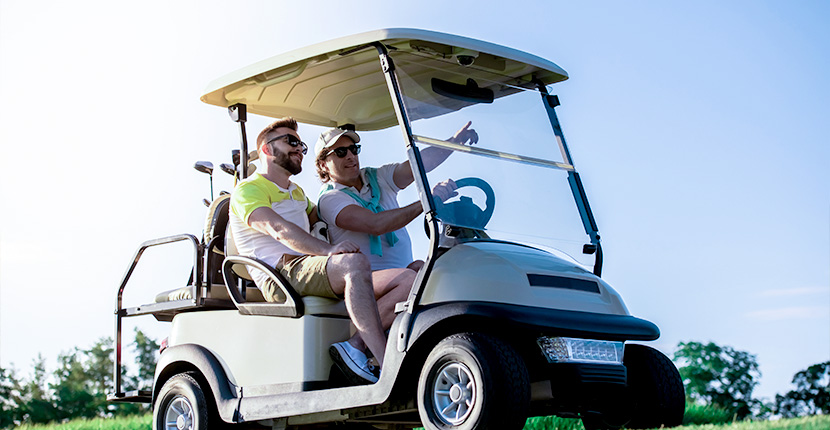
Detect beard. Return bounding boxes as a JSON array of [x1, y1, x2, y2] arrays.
[[273, 148, 302, 175]]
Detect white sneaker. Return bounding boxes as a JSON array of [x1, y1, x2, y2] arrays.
[[329, 341, 379, 384]]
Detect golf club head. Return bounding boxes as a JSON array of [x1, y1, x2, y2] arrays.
[[220, 163, 236, 176], [194, 161, 214, 175], [232, 150, 240, 166]]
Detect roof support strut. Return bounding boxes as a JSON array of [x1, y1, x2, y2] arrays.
[[229, 104, 250, 179], [536, 82, 603, 277], [371, 42, 441, 353]]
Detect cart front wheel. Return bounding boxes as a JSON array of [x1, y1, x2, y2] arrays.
[[154, 372, 209, 430], [623, 344, 685, 429], [417, 333, 529, 430]]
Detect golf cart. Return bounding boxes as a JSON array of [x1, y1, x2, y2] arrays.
[[109, 29, 685, 430]]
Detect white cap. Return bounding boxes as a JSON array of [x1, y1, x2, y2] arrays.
[[315, 128, 360, 158]]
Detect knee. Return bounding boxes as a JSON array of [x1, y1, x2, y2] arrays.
[[399, 268, 417, 287], [334, 253, 371, 274], [407, 260, 424, 272]]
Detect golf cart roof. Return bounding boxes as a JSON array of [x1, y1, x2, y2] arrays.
[[201, 28, 568, 131]]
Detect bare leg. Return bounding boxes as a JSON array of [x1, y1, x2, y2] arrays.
[[371, 268, 416, 328], [326, 253, 387, 366], [347, 268, 416, 354]]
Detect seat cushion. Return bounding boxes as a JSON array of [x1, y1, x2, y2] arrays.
[[153, 286, 348, 317], [154, 285, 265, 303], [302, 295, 348, 317]]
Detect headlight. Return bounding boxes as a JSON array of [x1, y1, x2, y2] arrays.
[[536, 337, 624, 364]]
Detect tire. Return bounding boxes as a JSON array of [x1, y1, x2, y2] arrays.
[[154, 372, 211, 430], [417, 333, 529, 430], [622, 344, 685, 429]]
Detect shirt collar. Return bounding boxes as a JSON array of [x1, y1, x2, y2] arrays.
[[332, 168, 369, 194]]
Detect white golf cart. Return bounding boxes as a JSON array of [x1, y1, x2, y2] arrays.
[[109, 29, 684, 430]]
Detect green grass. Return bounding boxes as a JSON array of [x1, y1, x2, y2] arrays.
[[12, 413, 829, 430], [524, 415, 586, 429], [668, 415, 830, 430], [15, 414, 150, 430], [521, 415, 830, 430], [682, 402, 736, 426]]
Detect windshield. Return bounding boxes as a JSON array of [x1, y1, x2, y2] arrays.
[[391, 50, 595, 268]]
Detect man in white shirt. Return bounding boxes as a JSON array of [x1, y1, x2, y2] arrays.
[[315, 123, 477, 272]]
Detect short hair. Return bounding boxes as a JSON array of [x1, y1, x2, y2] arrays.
[[256, 117, 299, 150], [315, 134, 357, 183], [316, 151, 331, 183]]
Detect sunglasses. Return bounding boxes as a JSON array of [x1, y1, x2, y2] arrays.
[[325, 144, 361, 158], [267, 133, 308, 154]]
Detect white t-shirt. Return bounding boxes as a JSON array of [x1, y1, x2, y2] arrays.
[[229, 173, 313, 287], [318, 164, 414, 270]]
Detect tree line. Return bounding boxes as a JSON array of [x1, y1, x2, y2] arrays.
[[674, 341, 829, 420], [1, 336, 827, 428], [0, 329, 158, 428]]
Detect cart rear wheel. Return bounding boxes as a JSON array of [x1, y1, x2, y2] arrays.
[[417, 333, 529, 430], [154, 372, 210, 430]]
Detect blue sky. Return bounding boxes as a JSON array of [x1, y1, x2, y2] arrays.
[[1, 0, 828, 402]]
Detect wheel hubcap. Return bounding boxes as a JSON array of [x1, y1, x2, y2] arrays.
[[432, 362, 476, 425], [164, 395, 194, 430]]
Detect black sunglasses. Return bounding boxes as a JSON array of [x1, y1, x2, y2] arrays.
[[267, 133, 308, 154], [326, 144, 361, 158]]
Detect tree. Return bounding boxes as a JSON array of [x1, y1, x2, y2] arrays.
[[1, 330, 158, 427], [673, 341, 762, 420], [132, 328, 160, 390], [50, 349, 97, 420], [84, 337, 114, 398], [0, 366, 22, 428], [774, 361, 830, 417], [16, 355, 57, 425]]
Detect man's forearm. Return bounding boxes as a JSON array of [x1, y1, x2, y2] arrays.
[[337, 202, 423, 236], [249, 208, 333, 256], [371, 201, 423, 235], [272, 221, 335, 256]]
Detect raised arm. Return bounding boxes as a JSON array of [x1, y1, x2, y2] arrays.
[[248, 207, 358, 256], [392, 121, 478, 189]]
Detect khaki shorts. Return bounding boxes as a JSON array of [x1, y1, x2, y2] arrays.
[[262, 255, 339, 302]]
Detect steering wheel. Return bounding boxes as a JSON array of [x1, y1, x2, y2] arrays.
[[432, 177, 495, 230]]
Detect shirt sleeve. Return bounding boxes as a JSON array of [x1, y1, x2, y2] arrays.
[[377, 162, 404, 191], [230, 181, 271, 225], [318, 190, 360, 227]]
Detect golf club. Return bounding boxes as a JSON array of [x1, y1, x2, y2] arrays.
[[194, 161, 214, 201]]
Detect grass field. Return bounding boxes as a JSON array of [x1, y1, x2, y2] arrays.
[[13, 414, 829, 430]]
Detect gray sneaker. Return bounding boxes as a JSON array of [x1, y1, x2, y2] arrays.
[[329, 342, 379, 384]]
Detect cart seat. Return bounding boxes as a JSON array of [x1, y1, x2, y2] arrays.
[[221, 223, 348, 318]]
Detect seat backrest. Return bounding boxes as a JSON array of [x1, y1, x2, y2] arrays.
[[224, 221, 253, 281], [204, 194, 231, 252], [203, 194, 232, 286]]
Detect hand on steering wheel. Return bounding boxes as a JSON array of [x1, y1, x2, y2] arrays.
[[431, 179, 458, 203], [432, 177, 495, 230]]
